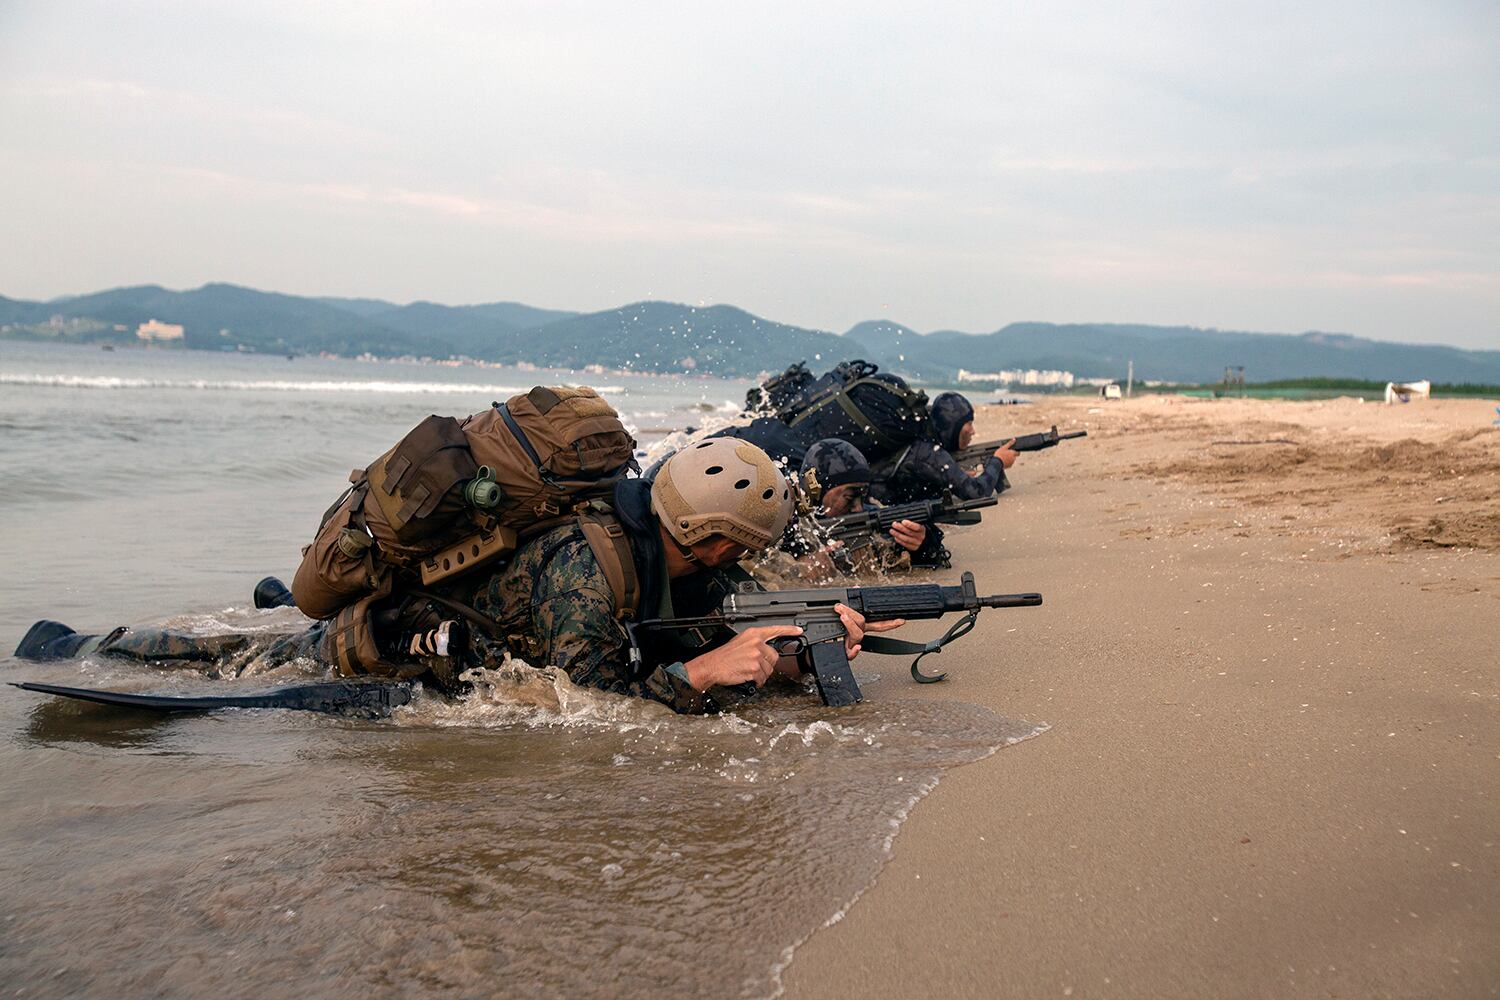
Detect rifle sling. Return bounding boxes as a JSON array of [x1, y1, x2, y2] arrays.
[[860, 634, 938, 656], [862, 607, 981, 659]]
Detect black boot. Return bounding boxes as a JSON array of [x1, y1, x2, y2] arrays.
[[253, 576, 297, 610], [13, 621, 107, 660]]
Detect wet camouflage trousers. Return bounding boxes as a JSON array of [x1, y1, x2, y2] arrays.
[[84, 624, 326, 678]]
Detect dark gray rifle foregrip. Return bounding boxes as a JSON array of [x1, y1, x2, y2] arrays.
[[847, 583, 950, 620]]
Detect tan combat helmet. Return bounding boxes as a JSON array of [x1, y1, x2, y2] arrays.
[[651, 438, 793, 551]]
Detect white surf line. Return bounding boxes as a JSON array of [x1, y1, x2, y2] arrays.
[[0, 373, 624, 394]]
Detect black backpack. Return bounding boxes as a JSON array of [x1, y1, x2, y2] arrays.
[[765, 360, 930, 463], [708, 416, 813, 472], [745, 361, 814, 415]]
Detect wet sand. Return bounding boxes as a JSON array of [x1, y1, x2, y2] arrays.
[[783, 395, 1500, 999]]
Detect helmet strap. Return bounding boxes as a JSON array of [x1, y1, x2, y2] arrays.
[[672, 535, 700, 564]]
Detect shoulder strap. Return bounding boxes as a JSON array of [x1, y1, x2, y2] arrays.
[[576, 508, 641, 621], [886, 444, 913, 477]]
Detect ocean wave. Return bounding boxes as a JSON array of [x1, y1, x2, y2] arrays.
[[0, 373, 625, 395]]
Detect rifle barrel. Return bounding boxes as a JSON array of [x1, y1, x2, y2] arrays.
[[980, 592, 1043, 608]]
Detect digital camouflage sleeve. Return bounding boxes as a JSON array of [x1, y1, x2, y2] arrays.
[[471, 526, 713, 714]]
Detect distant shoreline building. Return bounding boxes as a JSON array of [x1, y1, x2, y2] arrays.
[[136, 319, 185, 342], [958, 368, 1077, 387]]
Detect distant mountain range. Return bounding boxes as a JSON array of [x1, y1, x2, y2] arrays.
[[2, 282, 1496, 384]]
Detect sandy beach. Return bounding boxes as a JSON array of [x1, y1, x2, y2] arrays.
[[783, 394, 1500, 999]]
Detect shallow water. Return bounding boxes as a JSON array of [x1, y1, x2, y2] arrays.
[[0, 343, 1042, 997]]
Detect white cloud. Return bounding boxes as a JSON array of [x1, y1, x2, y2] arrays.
[[0, 0, 1495, 347]]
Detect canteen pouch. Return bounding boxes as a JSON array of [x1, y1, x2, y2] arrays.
[[319, 592, 425, 679]]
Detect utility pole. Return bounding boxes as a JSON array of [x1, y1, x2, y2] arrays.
[[1126, 359, 1134, 398]]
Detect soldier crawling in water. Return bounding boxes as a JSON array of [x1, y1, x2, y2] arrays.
[[16, 433, 904, 715]]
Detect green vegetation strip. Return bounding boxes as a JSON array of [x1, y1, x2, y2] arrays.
[[1172, 378, 1500, 399]]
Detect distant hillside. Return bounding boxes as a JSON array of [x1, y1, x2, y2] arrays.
[[368, 302, 514, 356], [499, 302, 863, 376], [2, 282, 1494, 383], [318, 297, 578, 354], [313, 296, 400, 318], [16, 284, 424, 355], [857, 322, 1500, 384], [460, 301, 577, 330]]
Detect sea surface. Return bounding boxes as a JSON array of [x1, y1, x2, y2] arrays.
[[0, 341, 1041, 998]]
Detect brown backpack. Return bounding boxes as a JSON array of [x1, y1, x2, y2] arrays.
[[291, 386, 641, 675]]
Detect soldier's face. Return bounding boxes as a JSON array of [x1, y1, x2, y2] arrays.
[[958, 421, 976, 449], [694, 537, 752, 568], [821, 484, 867, 516]]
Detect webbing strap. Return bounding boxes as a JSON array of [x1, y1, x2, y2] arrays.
[[861, 608, 981, 661], [327, 605, 364, 676], [831, 388, 902, 453], [861, 634, 938, 656], [407, 589, 501, 638], [886, 444, 912, 478], [577, 510, 642, 620]]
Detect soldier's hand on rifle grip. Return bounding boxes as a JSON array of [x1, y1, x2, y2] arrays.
[[888, 519, 927, 552], [683, 625, 803, 690], [994, 439, 1019, 468]]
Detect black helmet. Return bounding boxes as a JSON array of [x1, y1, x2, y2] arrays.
[[799, 438, 871, 503], [930, 392, 975, 453]]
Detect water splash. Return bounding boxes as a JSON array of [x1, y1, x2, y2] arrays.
[[6, 635, 1045, 1000]]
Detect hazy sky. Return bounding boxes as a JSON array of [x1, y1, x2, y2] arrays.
[[2, 1, 1496, 348]]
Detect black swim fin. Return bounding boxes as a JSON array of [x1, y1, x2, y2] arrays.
[[11, 680, 414, 718]]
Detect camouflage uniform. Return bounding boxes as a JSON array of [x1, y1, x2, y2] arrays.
[[14, 620, 325, 677], [870, 392, 1009, 505], [468, 479, 754, 715]]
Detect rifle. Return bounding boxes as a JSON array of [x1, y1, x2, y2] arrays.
[[814, 495, 997, 548], [952, 425, 1087, 465], [629, 571, 1042, 707]]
